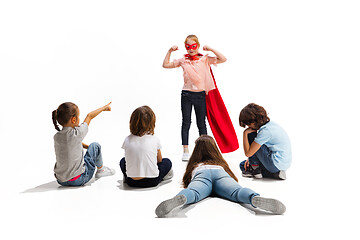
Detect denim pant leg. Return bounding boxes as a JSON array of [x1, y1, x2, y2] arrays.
[[58, 143, 102, 186], [85, 142, 103, 168], [212, 169, 259, 205], [193, 91, 207, 136], [177, 170, 213, 204], [57, 173, 87, 186], [181, 91, 193, 145], [254, 145, 280, 173], [247, 132, 279, 173], [57, 162, 93, 187], [81, 142, 103, 183]]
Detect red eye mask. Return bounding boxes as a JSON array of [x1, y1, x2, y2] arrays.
[[185, 43, 198, 50]]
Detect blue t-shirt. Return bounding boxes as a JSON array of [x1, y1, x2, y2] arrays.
[[254, 121, 292, 170]]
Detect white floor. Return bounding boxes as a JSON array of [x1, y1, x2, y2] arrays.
[[1, 1, 359, 239]]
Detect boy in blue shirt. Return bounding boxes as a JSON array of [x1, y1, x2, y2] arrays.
[[239, 103, 292, 180]]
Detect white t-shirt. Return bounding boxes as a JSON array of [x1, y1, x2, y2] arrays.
[[122, 134, 161, 178]]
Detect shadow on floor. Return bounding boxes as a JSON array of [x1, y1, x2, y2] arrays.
[[156, 203, 197, 218], [154, 197, 278, 218], [21, 178, 96, 193], [117, 179, 172, 191], [240, 203, 278, 216], [244, 176, 286, 183]]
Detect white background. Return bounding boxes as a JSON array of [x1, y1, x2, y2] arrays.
[[1, 0, 359, 239]]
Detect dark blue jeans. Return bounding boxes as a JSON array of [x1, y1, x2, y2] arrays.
[[239, 132, 280, 176], [119, 157, 172, 188], [181, 90, 207, 145]]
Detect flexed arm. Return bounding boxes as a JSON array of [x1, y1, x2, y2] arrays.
[[203, 45, 227, 64], [162, 45, 178, 68]]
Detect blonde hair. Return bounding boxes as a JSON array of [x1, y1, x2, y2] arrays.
[[184, 34, 200, 47]]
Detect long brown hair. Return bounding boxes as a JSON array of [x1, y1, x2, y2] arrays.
[[239, 103, 270, 130], [52, 102, 78, 131], [182, 135, 238, 188], [129, 106, 156, 136]]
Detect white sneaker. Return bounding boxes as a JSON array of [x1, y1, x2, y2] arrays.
[[95, 166, 115, 178], [251, 196, 286, 214], [163, 169, 174, 180], [182, 152, 190, 161], [155, 195, 187, 218]]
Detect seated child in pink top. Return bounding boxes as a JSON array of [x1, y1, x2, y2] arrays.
[[162, 34, 227, 161]]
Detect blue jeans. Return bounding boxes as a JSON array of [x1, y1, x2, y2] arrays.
[[177, 168, 259, 207], [240, 132, 280, 174], [181, 90, 207, 145], [57, 142, 103, 186], [119, 157, 172, 188]]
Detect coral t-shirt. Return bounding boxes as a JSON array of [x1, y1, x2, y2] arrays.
[[173, 54, 217, 93]]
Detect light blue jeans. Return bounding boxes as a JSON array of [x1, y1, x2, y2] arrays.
[[177, 168, 259, 207], [57, 142, 103, 186]]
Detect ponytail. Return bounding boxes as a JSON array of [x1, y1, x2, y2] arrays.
[[52, 110, 60, 131], [52, 102, 78, 131]]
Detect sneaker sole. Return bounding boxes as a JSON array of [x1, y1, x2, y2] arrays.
[[163, 169, 174, 180], [252, 196, 286, 214], [242, 173, 252, 178], [155, 195, 186, 217], [253, 173, 263, 179], [242, 173, 263, 179], [278, 171, 286, 180]]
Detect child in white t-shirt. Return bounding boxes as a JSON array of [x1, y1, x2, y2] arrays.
[[120, 106, 173, 188]]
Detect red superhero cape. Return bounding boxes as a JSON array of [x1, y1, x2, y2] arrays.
[[206, 68, 239, 153]]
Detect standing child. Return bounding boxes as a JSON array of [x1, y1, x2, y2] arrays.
[[163, 34, 229, 161], [52, 102, 115, 186], [239, 103, 292, 180], [120, 106, 173, 188], [155, 135, 286, 217]]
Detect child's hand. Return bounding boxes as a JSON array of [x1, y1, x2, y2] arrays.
[[102, 102, 112, 111], [169, 45, 178, 52], [244, 159, 250, 171], [244, 127, 256, 134], [84, 102, 112, 126], [203, 45, 212, 51]]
